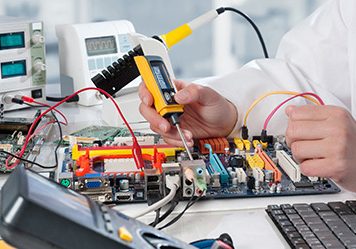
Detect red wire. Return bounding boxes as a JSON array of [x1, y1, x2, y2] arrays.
[[263, 92, 325, 130], [7, 87, 143, 170], [33, 100, 69, 125]]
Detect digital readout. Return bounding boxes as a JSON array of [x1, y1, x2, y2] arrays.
[[0, 32, 25, 50], [85, 36, 117, 56]]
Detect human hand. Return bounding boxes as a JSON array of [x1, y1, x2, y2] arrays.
[[138, 80, 238, 147], [285, 105, 356, 192]]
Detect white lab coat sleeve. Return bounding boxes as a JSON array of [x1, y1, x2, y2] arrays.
[[204, 0, 350, 138]]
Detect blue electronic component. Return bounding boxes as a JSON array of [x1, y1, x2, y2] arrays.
[[85, 180, 102, 189], [204, 144, 229, 184]]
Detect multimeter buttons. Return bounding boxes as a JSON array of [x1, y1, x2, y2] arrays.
[[164, 91, 172, 103]]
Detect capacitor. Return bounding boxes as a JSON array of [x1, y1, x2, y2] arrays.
[[274, 142, 283, 151], [265, 170, 274, 182], [224, 147, 230, 156], [276, 183, 282, 194], [230, 156, 244, 168], [232, 178, 239, 187], [119, 179, 129, 192], [255, 180, 260, 191], [128, 172, 135, 181], [276, 135, 286, 144], [269, 183, 276, 193], [135, 173, 142, 182]]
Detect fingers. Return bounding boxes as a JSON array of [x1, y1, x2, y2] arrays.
[[138, 82, 153, 106], [285, 120, 333, 146], [172, 79, 188, 91], [299, 159, 333, 178], [149, 124, 194, 147], [174, 84, 221, 106], [290, 139, 331, 163], [139, 103, 170, 132], [285, 105, 330, 121]]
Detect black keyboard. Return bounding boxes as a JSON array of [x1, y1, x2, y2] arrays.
[[266, 201, 356, 249]]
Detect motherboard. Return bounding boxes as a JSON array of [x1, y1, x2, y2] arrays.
[[0, 113, 54, 173], [54, 126, 340, 204]]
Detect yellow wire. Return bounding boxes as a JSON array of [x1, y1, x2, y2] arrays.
[[243, 91, 321, 127]]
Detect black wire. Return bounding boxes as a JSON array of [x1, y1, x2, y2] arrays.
[[223, 7, 269, 59], [46, 95, 79, 103], [50, 110, 63, 169], [151, 209, 161, 227], [149, 194, 180, 227], [158, 182, 202, 230], [0, 150, 56, 169]]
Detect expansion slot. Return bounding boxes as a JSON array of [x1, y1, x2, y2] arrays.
[[71, 144, 181, 160], [246, 153, 264, 169], [257, 150, 282, 182], [204, 144, 229, 184], [276, 150, 301, 182]]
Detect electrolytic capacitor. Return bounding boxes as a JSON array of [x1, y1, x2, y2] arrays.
[[119, 179, 129, 192]]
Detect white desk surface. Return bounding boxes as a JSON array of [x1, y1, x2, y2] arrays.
[[1, 87, 356, 249]]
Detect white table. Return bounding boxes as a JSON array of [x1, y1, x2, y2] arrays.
[[1, 91, 356, 249]]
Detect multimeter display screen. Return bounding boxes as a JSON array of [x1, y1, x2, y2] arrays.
[[85, 36, 117, 56], [151, 62, 172, 90], [0, 32, 25, 50], [1, 60, 26, 78], [27, 169, 96, 227]]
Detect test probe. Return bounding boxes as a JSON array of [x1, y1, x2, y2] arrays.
[[134, 55, 193, 160]]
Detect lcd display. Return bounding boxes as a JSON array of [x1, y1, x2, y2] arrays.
[[0, 32, 25, 50], [85, 36, 117, 56], [151, 62, 172, 90], [1, 60, 26, 78], [27, 169, 95, 227]]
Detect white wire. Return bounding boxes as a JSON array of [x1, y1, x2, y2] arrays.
[[132, 175, 180, 219]]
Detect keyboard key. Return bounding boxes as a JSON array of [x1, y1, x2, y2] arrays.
[[271, 209, 284, 216], [329, 202, 354, 215], [267, 201, 356, 249], [322, 239, 344, 248], [312, 203, 332, 212], [283, 226, 297, 233], [267, 205, 280, 211], [280, 220, 293, 227], [281, 204, 293, 210]]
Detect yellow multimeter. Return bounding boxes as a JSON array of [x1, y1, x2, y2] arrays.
[[134, 55, 193, 160], [134, 55, 183, 121]]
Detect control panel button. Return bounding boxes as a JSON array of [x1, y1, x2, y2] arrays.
[[164, 92, 172, 103], [118, 227, 133, 242]]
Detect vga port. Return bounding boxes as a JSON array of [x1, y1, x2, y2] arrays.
[[85, 179, 102, 189]]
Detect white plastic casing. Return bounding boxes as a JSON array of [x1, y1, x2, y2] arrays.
[[56, 20, 136, 106]]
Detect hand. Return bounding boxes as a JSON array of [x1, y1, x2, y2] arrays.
[[285, 105, 356, 192], [138, 80, 238, 147]]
